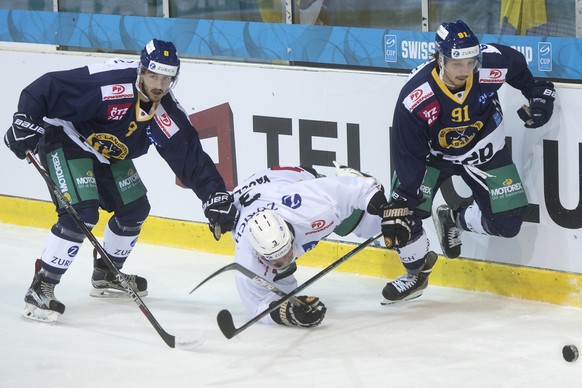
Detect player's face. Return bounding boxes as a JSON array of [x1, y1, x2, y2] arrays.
[[442, 57, 478, 89], [140, 70, 174, 101], [265, 247, 295, 270]]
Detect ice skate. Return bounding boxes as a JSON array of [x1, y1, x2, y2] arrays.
[[433, 204, 463, 259], [22, 259, 65, 323], [90, 251, 148, 298], [381, 251, 438, 305]]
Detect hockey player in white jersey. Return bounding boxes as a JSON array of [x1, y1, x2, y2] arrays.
[[230, 164, 429, 328]]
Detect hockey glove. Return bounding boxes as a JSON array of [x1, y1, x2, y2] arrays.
[[381, 199, 412, 249], [333, 161, 384, 191], [518, 81, 556, 128], [4, 113, 45, 160], [270, 295, 327, 328], [203, 191, 238, 241]]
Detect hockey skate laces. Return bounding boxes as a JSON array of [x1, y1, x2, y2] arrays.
[[392, 274, 418, 292]]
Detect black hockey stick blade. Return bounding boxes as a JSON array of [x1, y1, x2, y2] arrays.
[[189, 263, 239, 294], [216, 232, 382, 339], [26, 151, 176, 348], [190, 262, 304, 306], [217, 309, 237, 339]]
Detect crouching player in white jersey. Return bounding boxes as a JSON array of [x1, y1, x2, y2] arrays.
[[381, 20, 556, 303], [229, 163, 435, 328]]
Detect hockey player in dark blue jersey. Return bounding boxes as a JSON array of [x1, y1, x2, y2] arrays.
[[379, 20, 556, 303], [3, 39, 238, 322]]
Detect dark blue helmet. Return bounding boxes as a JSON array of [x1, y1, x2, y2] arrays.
[[139, 39, 180, 77], [435, 20, 480, 60]]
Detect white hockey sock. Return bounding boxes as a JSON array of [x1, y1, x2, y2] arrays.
[[103, 223, 139, 267], [40, 232, 82, 283], [396, 230, 429, 274], [461, 204, 488, 235]]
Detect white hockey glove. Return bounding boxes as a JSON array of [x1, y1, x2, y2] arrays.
[[333, 161, 384, 191]]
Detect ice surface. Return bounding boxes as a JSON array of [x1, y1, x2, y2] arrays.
[[1, 222, 581, 388]]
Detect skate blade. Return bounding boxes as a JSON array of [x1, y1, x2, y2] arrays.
[[21, 303, 60, 323], [381, 290, 423, 306], [90, 287, 148, 298]]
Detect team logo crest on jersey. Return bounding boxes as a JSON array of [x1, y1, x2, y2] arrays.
[[86, 133, 129, 159], [101, 83, 134, 101], [438, 121, 484, 149], [478, 68, 507, 83], [403, 82, 434, 112]]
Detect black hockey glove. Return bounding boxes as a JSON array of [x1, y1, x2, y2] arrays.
[[4, 113, 45, 160], [270, 296, 327, 328], [381, 197, 412, 249], [202, 191, 238, 241], [518, 81, 556, 129]]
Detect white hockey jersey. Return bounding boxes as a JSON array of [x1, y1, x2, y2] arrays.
[[231, 166, 382, 324]]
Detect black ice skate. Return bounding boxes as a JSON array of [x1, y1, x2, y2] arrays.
[[381, 251, 438, 305], [22, 259, 66, 323], [433, 204, 463, 259], [90, 251, 148, 298]]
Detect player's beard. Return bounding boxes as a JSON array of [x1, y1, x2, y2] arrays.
[[137, 77, 166, 102]]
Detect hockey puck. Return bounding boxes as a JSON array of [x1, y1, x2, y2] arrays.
[[175, 331, 206, 351], [562, 345, 579, 362]]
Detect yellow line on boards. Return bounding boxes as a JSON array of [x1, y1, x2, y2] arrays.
[[1, 195, 581, 307]]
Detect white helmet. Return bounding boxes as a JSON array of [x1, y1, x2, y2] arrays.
[[247, 210, 293, 261]]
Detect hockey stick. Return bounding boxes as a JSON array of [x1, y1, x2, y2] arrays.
[[189, 262, 306, 306], [217, 232, 382, 339], [26, 151, 176, 348]]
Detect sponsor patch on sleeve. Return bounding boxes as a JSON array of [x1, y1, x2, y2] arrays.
[[478, 68, 507, 83], [101, 83, 135, 101], [403, 82, 434, 112], [154, 105, 179, 138]]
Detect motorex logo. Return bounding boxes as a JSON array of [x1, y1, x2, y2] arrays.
[[538, 42, 552, 72], [384, 34, 397, 63]]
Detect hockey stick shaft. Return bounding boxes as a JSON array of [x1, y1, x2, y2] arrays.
[[189, 262, 305, 306], [26, 151, 176, 348], [217, 232, 382, 339]]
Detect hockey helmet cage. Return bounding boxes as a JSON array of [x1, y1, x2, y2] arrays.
[[435, 20, 481, 61], [140, 39, 180, 77], [247, 210, 293, 262]]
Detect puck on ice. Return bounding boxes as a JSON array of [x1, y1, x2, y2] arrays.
[[562, 345, 579, 362]]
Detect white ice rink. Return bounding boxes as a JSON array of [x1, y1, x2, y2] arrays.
[[1, 222, 581, 388]]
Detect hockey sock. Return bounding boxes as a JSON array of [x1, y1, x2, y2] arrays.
[[397, 230, 429, 274], [40, 230, 83, 284], [102, 217, 141, 268], [459, 203, 488, 235]]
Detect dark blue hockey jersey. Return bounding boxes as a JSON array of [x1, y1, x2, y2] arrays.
[[17, 58, 225, 201], [391, 43, 536, 205]]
